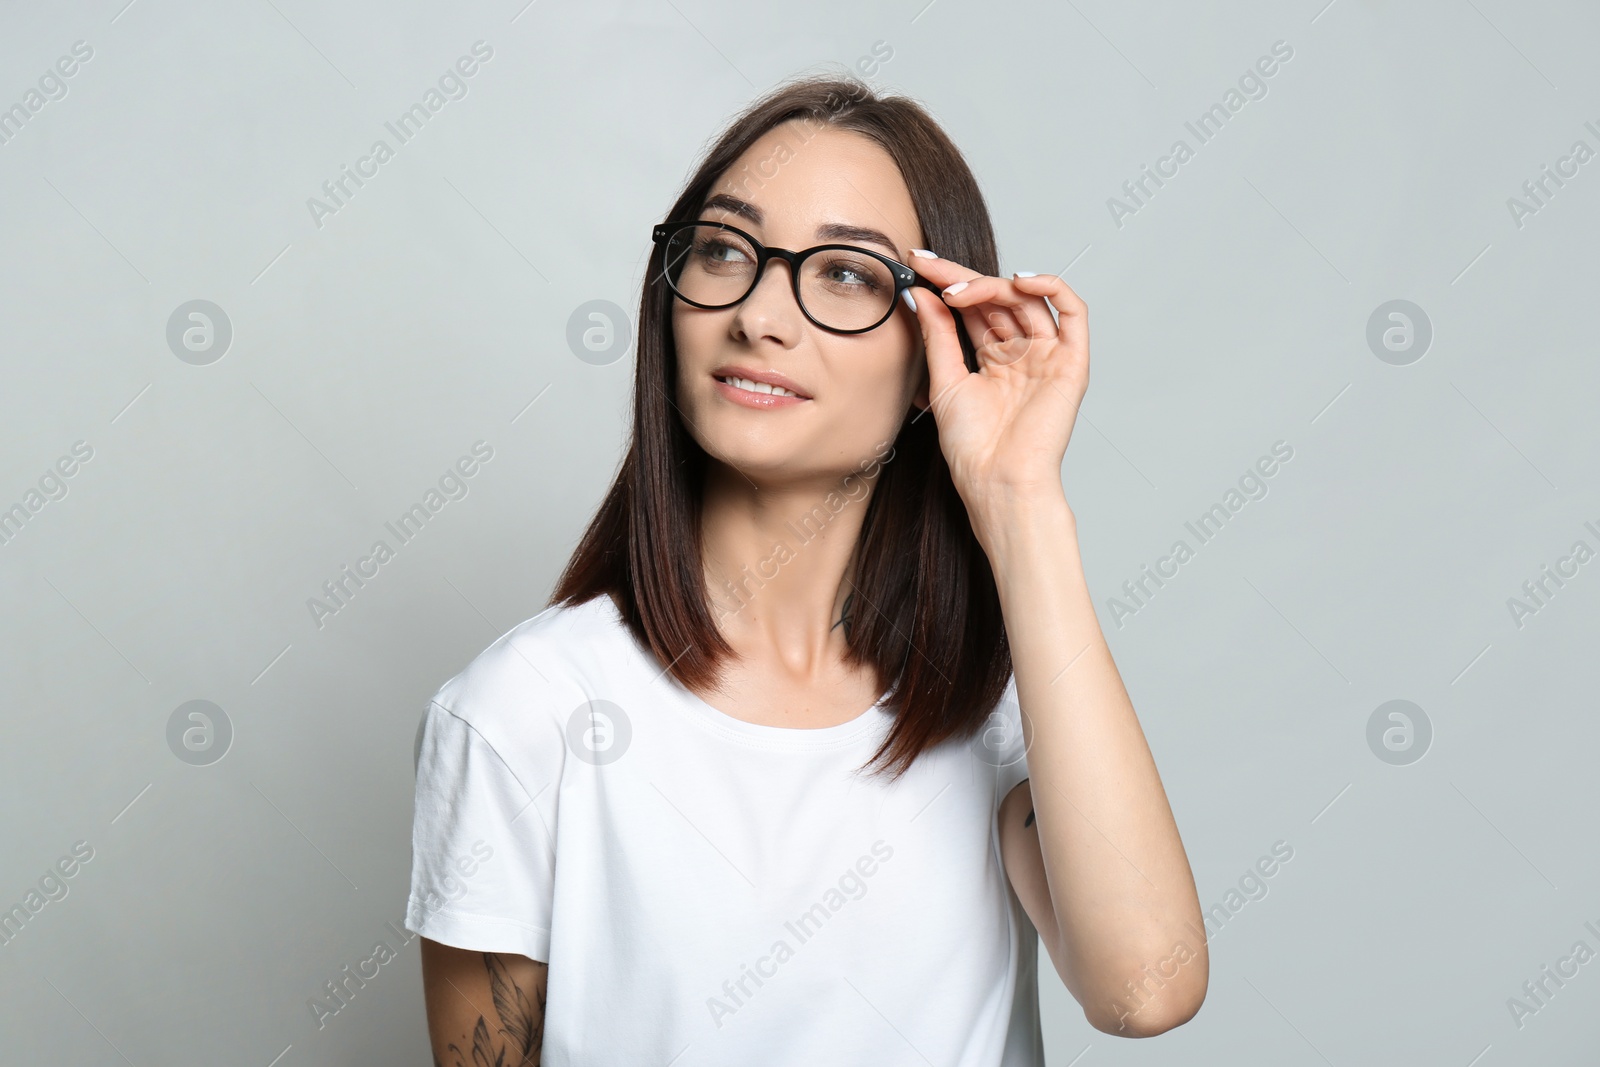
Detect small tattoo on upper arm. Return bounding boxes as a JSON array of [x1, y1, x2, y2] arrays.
[[440, 953, 545, 1067], [487, 953, 541, 1064]]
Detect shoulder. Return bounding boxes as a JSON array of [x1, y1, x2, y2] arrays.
[[427, 595, 630, 742]]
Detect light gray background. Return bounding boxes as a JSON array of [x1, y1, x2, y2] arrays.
[[2, 0, 1597, 1063]]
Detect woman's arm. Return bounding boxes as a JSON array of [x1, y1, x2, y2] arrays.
[[903, 261, 1207, 1037], [989, 494, 1207, 1038], [998, 777, 1065, 976], [420, 937, 547, 1066]]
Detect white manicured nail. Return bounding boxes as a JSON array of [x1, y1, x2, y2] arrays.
[[900, 288, 918, 313], [909, 248, 937, 258], [942, 280, 968, 296], [1014, 271, 1038, 277]]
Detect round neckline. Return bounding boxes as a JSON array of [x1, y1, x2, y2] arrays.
[[668, 675, 893, 748], [591, 594, 893, 749]]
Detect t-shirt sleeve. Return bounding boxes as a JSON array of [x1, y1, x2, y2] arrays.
[[405, 699, 558, 962], [993, 672, 1031, 801]]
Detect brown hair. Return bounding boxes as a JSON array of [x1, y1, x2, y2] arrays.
[[549, 72, 1011, 781]]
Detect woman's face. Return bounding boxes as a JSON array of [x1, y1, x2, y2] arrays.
[[672, 122, 929, 486]]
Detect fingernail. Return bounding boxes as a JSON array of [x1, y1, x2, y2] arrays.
[[900, 288, 918, 313], [1014, 271, 1038, 277], [909, 248, 937, 259], [942, 280, 968, 296]]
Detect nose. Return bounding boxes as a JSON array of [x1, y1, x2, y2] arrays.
[[748, 253, 799, 306], [732, 254, 803, 337]]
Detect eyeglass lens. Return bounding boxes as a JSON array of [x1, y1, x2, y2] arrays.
[[663, 223, 899, 332]]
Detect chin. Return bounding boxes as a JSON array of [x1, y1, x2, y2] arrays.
[[699, 435, 813, 481]]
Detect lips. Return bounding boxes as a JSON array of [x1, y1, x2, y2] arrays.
[[709, 365, 812, 400], [717, 374, 803, 398]]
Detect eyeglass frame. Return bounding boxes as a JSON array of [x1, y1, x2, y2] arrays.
[[650, 218, 946, 335]]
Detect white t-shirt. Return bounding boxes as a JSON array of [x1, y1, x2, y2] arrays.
[[405, 594, 1042, 1066]]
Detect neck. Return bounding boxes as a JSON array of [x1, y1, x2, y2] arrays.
[[699, 460, 875, 672]]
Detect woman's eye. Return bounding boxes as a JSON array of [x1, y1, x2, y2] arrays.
[[823, 260, 880, 288], [697, 240, 748, 263]]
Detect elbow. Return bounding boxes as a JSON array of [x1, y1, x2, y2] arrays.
[[1090, 988, 1205, 1037], [1082, 960, 1209, 1038]]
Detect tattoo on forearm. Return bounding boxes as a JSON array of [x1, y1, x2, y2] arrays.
[[1024, 807, 1035, 828], [441, 954, 545, 1067]]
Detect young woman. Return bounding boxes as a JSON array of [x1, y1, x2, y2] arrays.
[[407, 74, 1207, 1065]]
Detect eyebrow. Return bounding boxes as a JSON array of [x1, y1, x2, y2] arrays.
[[699, 192, 903, 259]]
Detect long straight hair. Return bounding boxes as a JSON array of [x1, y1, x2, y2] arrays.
[[550, 72, 1011, 781]]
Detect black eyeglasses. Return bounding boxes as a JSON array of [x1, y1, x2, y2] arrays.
[[650, 219, 944, 334]]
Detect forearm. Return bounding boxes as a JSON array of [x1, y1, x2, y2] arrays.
[[980, 489, 1207, 1033]]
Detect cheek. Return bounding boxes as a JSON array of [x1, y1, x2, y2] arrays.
[[671, 310, 711, 401], [832, 343, 921, 431], [883, 327, 927, 402]]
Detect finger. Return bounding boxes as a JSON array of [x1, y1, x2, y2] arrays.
[[904, 252, 1038, 336], [940, 275, 1058, 340], [907, 252, 1048, 345], [909, 284, 971, 414], [1009, 273, 1088, 353], [903, 249, 982, 284], [960, 303, 1027, 348], [915, 265, 1024, 348]]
